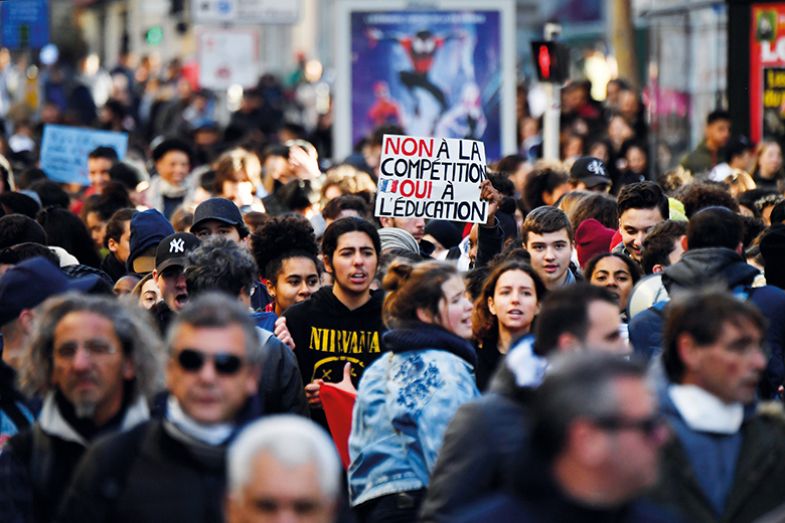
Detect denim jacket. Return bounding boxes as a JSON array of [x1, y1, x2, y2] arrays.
[[348, 324, 480, 506]]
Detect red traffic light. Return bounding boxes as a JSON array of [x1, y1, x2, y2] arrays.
[[531, 41, 568, 83]]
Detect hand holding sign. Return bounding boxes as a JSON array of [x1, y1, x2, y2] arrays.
[[479, 179, 502, 227]]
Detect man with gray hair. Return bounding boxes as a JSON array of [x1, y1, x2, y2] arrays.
[[0, 293, 163, 523], [226, 415, 341, 523], [455, 353, 672, 522], [56, 293, 266, 522]]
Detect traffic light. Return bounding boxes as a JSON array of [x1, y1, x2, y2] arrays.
[[531, 41, 568, 83]]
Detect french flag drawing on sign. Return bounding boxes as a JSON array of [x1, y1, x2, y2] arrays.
[[379, 179, 398, 193]]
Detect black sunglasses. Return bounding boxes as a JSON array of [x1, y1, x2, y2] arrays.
[[593, 414, 665, 438], [176, 349, 244, 375]]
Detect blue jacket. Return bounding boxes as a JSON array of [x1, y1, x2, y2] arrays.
[[629, 247, 785, 397], [348, 324, 479, 506]]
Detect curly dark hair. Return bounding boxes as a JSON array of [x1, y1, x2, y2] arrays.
[[251, 214, 319, 281], [675, 181, 739, 218]]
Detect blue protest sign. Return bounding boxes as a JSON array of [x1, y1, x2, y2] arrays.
[[40, 125, 128, 185], [1, 0, 49, 50]]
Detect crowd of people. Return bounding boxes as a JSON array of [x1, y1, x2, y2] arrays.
[[1, 46, 785, 523]]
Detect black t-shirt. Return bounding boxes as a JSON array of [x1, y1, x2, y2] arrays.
[[284, 286, 386, 388]]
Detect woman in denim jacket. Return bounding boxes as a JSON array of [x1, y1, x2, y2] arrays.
[[348, 260, 480, 523]]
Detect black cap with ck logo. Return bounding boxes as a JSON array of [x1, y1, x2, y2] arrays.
[[570, 156, 611, 188]]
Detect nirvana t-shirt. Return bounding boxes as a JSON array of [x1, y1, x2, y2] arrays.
[[284, 287, 386, 388]]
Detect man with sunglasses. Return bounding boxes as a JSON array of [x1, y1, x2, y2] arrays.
[[57, 293, 265, 522], [454, 353, 671, 522], [647, 289, 785, 522]]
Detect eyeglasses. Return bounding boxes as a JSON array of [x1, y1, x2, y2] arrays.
[[593, 414, 666, 439], [176, 349, 244, 375], [55, 340, 119, 359]]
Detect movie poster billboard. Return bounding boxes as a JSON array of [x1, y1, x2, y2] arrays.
[[334, 0, 516, 163], [750, 3, 785, 143]]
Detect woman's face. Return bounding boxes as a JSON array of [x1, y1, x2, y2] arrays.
[[626, 146, 647, 173], [590, 256, 634, 311], [156, 150, 190, 186], [139, 279, 161, 309], [759, 143, 783, 178], [270, 257, 320, 314], [436, 275, 473, 339], [488, 269, 539, 337]]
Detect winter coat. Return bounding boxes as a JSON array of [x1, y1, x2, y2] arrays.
[[420, 335, 539, 523], [0, 392, 149, 523], [55, 419, 226, 523], [628, 247, 785, 396], [648, 397, 785, 522], [348, 323, 479, 507]]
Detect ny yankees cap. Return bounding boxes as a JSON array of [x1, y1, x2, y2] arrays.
[[570, 156, 611, 188], [155, 232, 201, 273]]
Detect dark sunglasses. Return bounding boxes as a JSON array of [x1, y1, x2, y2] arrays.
[[176, 349, 244, 375], [593, 414, 665, 438]]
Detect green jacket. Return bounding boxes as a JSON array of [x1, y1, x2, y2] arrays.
[[680, 141, 725, 176], [648, 404, 785, 522]]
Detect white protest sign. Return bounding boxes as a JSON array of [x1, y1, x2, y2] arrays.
[[197, 28, 259, 90], [374, 135, 488, 223]]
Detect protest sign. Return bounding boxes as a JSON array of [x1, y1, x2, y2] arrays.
[[197, 28, 260, 90], [374, 134, 488, 224], [40, 125, 128, 185]]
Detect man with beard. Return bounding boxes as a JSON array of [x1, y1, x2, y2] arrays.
[[0, 294, 163, 523]]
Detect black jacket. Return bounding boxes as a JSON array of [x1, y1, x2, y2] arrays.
[[420, 356, 534, 523], [56, 420, 226, 523]]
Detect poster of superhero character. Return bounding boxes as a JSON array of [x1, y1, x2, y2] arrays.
[[334, 0, 516, 162]]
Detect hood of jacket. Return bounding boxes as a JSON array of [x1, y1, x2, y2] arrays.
[[661, 247, 759, 292], [383, 322, 477, 366]]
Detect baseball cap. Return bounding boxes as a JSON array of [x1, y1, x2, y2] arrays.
[[570, 157, 611, 189], [127, 209, 174, 274], [191, 197, 248, 237], [0, 257, 101, 326], [155, 232, 201, 273]]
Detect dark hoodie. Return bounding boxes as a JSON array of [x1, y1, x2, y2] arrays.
[[629, 247, 785, 396], [284, 286, 386, 388]]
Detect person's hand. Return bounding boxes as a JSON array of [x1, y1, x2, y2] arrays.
[[480, 179, 501, 227], [305, 380, 323, 407], [331, 362, 357, 396], [289, 145, 321, 181], [274, 317, 295, 350]]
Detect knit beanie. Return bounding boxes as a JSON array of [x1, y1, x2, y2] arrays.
[[575, 218, 615, 269]]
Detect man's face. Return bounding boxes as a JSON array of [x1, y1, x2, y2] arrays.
[[155, 266, 189, 312], [706, 119, 731, 150], [599, 377, 667, 499], [167, 322, 258, 424], [193, 220, 242, 243], [156, 150, 190, 186], [326, 232, 378, 299], [619, 208, 664, 262], [524, 229, 573, 289], [88, 157, 113, 193], [227, 451, 335, 523], [111, 220, 132, 263], [667, 237, 685, 266], [681, 317, 766, 404], [384, 217, 425, 242], [52, 311, 133, 423], [585, 300, 627, 353]]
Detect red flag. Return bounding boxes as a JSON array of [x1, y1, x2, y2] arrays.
[[320, 383, 357, 469]]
